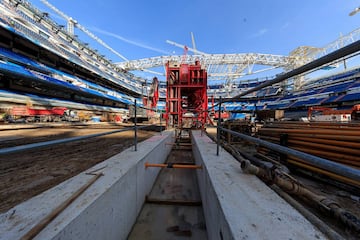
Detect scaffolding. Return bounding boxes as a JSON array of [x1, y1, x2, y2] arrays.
[[165, 60, 208, 130]]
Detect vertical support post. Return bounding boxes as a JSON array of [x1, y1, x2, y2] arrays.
[[217, 96, 222, 156], [201, 110, 204, 137], [227, 121, 231, 144], [159, 109, 162, 135], [201, 121, 203, 137], [134, 99, 137, 151]]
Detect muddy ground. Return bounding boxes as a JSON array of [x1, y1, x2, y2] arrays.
[[0, 124, 157, 213]]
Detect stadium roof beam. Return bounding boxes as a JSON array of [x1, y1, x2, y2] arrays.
[[116, 53, 293, 84], [227, 39, 360, 101]]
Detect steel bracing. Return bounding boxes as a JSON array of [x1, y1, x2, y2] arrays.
[[117, 53, 294, 83], [117, 28, 360, 89]]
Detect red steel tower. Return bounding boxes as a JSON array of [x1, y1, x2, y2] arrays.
[[165, 60, 208, 129]]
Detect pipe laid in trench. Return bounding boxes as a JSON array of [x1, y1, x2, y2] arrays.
[[241, 160, 360, 232], [270, 185, 345, 240]]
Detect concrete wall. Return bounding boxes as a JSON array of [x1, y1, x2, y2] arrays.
[[0, 131, 174, 240], [191, 130, 327, 240]]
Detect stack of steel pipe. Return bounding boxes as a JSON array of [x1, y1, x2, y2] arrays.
[[257, 121, 360, 188]]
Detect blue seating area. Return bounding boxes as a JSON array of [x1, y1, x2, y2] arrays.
[[289, 98, 325, 108], [0, 44, 138, 104], [255, 86, 281, 97], [267, 68, 360, 109], [321, 95, 342, 104], [266, 103, 289, 109], [0, 47, 51, 73], [0, 89, 129, 113], [0, 4, 143, 95], [313, 68, 360, 85], [321, 82, 352, 93], [0, 60, 37, 77], [341, 92, 360, 102], [219, 67, 360, 113], [0, 60, 131, 105]]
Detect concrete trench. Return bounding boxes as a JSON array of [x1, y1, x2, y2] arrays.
[[0, 130, 328, 240], [128, 133, 208, 239]]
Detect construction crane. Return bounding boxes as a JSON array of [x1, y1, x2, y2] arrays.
[[166, 40, 207, 55], [40, 0, 128, 61], [190, 32, 197, 52], [41, 0, 165, 77]]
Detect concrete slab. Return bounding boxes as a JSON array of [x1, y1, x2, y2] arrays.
[[191, 130, 327, 240], [0, 131, 174, 240]]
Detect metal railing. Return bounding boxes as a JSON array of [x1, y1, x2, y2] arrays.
[[0, 124, 153, 156]]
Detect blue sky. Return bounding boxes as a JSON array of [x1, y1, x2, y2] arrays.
[[29, 0, 360, 80]]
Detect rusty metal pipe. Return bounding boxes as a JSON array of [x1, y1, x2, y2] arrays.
[[288, 139, 360, 156], [259, 133, 360, 165], [259, 132, 360, 142], [259, 128, 360, 136], [265, 121, 360, 129], [291, 146, 360, 167], [258, 135, 280, 142], [258, 141, 360, 168], [290, 136, 360, 149], [259, 135, 360, 161], [240, 160, 261, 175], [259, 134, 360, 152], [242, 161, 360, 232], [145, 162, 202, 169], [288, 158, 360, 188], [145, 196, 202, 206], [270, 185, 345, 240], [220, 127, 360, 182]]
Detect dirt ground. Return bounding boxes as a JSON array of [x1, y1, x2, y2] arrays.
[[0, 124, 157, 213]]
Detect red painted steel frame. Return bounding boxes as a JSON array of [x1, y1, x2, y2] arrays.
[[165, 60, 208, 129]]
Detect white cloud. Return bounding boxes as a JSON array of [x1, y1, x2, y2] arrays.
[[250, 28, 269, 38], [90, 27, 171, 55]]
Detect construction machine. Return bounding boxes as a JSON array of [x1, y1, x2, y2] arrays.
[[308, 104, 360, 122], [129, 77, 159, 123]]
